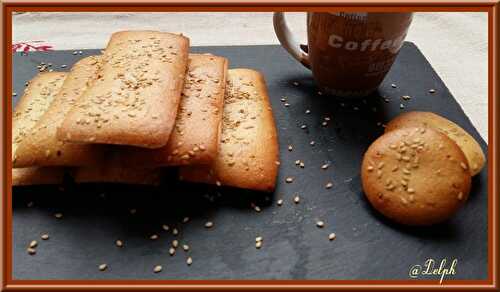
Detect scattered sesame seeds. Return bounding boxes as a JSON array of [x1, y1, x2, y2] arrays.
[[329, 233, 337, 241], [99, 264, 107, 271], [293, 195, 300, 204], [277, 199, 283, 206], [205, 221, 214, 228], [116, 240, 123, 247], [325, 182, 333, 189], [41, 234, 49, 240], [54, 213, 63, 219], [285, 177, 294, 183], [29, 240, 38, 248], [150, 234, 159, 240], [153, 265, 162, 273], [316, 221, 325, 228], [186, 257, 193, 265]]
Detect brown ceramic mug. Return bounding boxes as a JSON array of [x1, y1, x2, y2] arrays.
[[273, 12, 413, 97]]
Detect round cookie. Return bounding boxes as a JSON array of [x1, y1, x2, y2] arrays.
[[385, 111, 485, 176], [361, 127, 471, 226]]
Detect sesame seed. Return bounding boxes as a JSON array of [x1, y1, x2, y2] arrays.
[[293, 81, 299, 86], [321, 164, 329, 170], [99, 264, 107, 271], [391, 83, 397, 88], [318, 91, 323, 96], [429, 89, 436, 93], [162, 224, 169, 231], [182, 244, 189, 251], [400, 103, 405, 109], [12, 92, 17, 96], [305, 109, 311, 114], [186, 257, 193, 265], [205, 221, 214, 228], [293, 195, 300, 204], [316, 221, 325, 228], [310, 141, 315, 146], [215, 180, 222, 186], [255, 236, 263, 242], [301, 124, 307, 129], [29, 240, 38, 248], [407, 188, 415, 194], [254, 205, 261, 212], [288, 145, 293, 151], [277, 199, 283, 206], [280, 97, 287, 102], [54, 213, 63, 219], [295, 160, 301, 165], [329, 233, 337, 241], [299, 162, 305, 168], [322, 121, 328, 127], [172, 240, 179, 248], [27, 248, 36, 255], [460, 162, 468, 170], [284, 103, 290, 107], [150, 234, 159, 240], [169, 247, 176, 256], [116, 240, 123, 247], [153, 265, 162, 273], [285, 177, 294, 183], [172, 228, 179, 235], [41, 234, 49, 240], [61, 64, 67, 68], [325, 182, 333, 189], [255, 241, 262, 249], [367, 166, 374, 171], [457, 192, 464, 200], [182, 217, 190, 223], [402, 95, 411, 100]]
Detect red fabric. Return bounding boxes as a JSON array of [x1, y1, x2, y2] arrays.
[[12, 41, 53, 52]]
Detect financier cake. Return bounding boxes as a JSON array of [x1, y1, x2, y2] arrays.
[[385, 111, 485, 176], [361, 127, 471, 225]]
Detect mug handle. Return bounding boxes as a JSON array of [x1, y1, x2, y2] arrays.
[[273, 12, 311, 69]]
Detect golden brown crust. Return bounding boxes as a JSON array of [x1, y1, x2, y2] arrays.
[[179, 68, 280, 192], [13, 72, 67, 161], [58, 31, 189, 148], [361, 127, 471, 226], [13, 168, 65, 186], [12, 72, 67, 186], [385, 111, 485, 176], [72, 165, 161, 185], [14, 56, 104, 167], [113, 54, 228, 166]]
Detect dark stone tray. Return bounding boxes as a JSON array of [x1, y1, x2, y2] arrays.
[[12, 43, 488, 280]]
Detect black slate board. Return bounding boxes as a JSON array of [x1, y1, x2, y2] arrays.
[[12, 43, 488, 280]]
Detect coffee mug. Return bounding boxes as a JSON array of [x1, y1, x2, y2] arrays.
[[273, 12, 413, 97]]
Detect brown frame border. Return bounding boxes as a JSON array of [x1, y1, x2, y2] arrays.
[[1, 1, 498, 290]]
